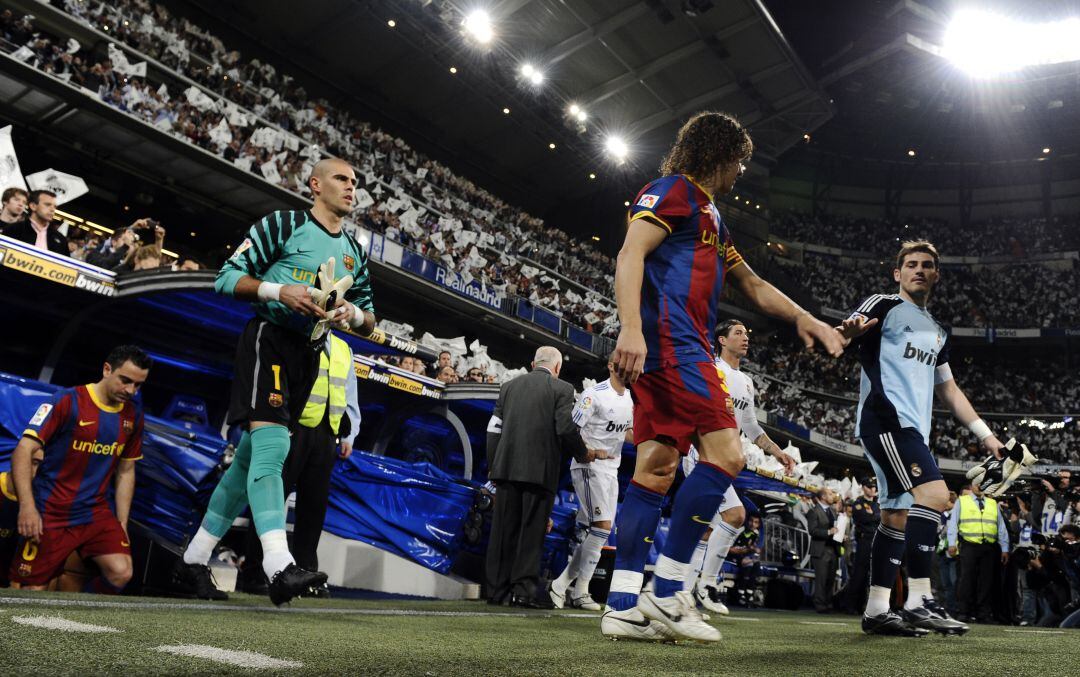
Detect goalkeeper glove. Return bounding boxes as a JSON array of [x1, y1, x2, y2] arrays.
[[965, 438, 1038, 497], [308, 257, 353, 341]]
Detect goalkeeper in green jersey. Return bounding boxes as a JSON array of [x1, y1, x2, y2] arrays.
[[172, 158, 375, 605]]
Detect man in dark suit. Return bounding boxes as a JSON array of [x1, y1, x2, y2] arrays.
[[807, 487, 841, 613], [485, 346, 592, 608], [1, 190, 68, 256]]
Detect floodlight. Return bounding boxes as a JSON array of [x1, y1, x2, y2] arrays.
[[605, 136, 629, 161], [463, 9, 494, 44], [944, 9, 1080, 77]]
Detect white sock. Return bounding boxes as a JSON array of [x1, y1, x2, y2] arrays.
[[865, 585, 892, 617], [259, 529, 295, 579], [182, 527, 220, 566], [609, 570, 644, 596], [904, 577, 932, 610], [683, 540, 709, 591], [571, 528, 610, 597], [700, 521, 740, 585]]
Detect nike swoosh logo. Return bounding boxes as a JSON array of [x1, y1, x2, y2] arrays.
[[691, 515, 712, 525], [617, 615, 653, 628], [651, 601, 682, 623], [78, 420, 94, 427], [643, 537, 654, 544], [120, 540, 130, 547]]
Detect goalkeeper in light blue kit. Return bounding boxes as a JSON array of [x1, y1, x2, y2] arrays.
[[837, 240, 1032, 636], [172, 158, 375, 605]]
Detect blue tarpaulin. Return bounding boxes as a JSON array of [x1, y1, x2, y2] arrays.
[[324, 452, 476, 574]]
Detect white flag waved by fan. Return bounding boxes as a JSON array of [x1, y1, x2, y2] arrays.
[[25, 168, 88, 205], [0, 126, 28, 193]]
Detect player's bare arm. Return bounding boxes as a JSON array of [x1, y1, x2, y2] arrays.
[[114, 459, 137, 535], [728, 263, 845, 356], [613, 220, 669, 384], [12, 435, 43, 540], [754, 432, 796, 473], [934, 378, 1005, 458]]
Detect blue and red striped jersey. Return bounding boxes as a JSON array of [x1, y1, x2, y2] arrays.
[[22, 385, 144, 528], [628, 174, 744, 372]]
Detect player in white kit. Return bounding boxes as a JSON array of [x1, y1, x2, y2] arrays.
[[548, 359, 633, 610], [683, 320, 796, 614]]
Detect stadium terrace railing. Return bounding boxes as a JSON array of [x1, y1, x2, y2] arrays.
[[761, 519, 812, 569]]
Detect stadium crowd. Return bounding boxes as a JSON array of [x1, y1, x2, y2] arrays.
[[772, 210, 1080, 258], [786, 252, 1080, 328], [0, 4, 620, 338]]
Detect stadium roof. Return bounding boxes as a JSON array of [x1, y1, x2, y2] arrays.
[[173, 0, 832, 234], [769, 0, 1080, 188]]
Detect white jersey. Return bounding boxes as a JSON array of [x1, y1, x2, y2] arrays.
[[684, 358, 765, 477], [716, 358, 765, 441], [570, 379, 632, 476]]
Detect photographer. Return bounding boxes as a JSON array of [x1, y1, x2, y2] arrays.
[[115, 220, 166, 273], [1030, 469, 1074, 536], [1013, 526, 1078, 627], [1056, 525, 1080, 628]]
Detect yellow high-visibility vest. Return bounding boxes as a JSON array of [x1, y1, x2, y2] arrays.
[[957, 494, 998, 544], [299, 334, 350, 433]]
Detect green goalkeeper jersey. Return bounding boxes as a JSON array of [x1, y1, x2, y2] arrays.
[[216, 209, 374, 336]]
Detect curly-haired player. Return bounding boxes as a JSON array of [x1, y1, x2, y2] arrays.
[[602, 112, 844, 642]]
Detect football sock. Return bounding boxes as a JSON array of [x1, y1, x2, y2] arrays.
[[571, 527, 610, 598], [186, 431, 254, 564], [905, 577, 932, 610], [653, 462, 735, 598], [260, 528, 295, 579], [904, 505, 941, 578], [866, 523, 905, 616], [683, 540, 708, 591], [700, 520, 740, 585], [606, 481, 665, 611], [247, 425, 291, 536]]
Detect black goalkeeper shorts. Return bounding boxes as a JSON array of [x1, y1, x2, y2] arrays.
[[228, 317, 322, 428]]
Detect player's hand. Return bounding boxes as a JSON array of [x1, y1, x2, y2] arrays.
[[795, 312, 845, 357], [828, 527, 837, 535], [613, 327, 646, 384], [836, 315, 879, 342], [589, 448, 609, 460], [339, 440, 353, 460], [279, 283, 326, 318], [17, 504, 43, 541], [546, 518, 553, 534], [982, 434, 1006, 460], [947, 546, 957, 558], [1041, 479, 1056, 493], [330, 297, 354, 328], [771, 448, 797, 475], [1001, 552, 1009, 565]]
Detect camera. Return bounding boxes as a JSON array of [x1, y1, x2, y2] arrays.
[[134, 220, 158, 244]]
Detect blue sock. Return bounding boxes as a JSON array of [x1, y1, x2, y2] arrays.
[[83, 576, 124, 595], [607, 481, 665, 611], [653, 462, 734, 598], [870, 523, 906, 588], [905, 505, 941, 579]]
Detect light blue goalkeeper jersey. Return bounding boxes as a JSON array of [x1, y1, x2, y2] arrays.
[[848, 294, 952, 444]]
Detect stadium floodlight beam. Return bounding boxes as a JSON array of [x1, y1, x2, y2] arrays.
[[463, 9, 494, 44], [605, 136, 629, 162], [944, 9, 1080, 78]]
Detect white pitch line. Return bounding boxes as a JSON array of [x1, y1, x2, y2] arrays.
[[155, 645, 302, 670], [1003, 629, 1064, 635], [0, 596, 531, 618], [12, 615, 120, 633], [723, 616, 761, 622], [798, 621, 850, 626]]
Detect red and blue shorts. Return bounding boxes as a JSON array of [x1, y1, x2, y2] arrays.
[[9, 517, 130, 587], [630, 361, 737, 455]]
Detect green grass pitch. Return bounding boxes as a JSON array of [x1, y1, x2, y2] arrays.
[[0, 589, 1070, 675]]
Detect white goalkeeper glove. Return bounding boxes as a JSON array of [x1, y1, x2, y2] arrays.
[[965, 438, 1038, 497], [308, 257, 353, 341]]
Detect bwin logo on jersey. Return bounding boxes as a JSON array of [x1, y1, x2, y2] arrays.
[[732, 399, 750, 411], [902, 341, 937, 365], [605, 421, 631, 433]]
